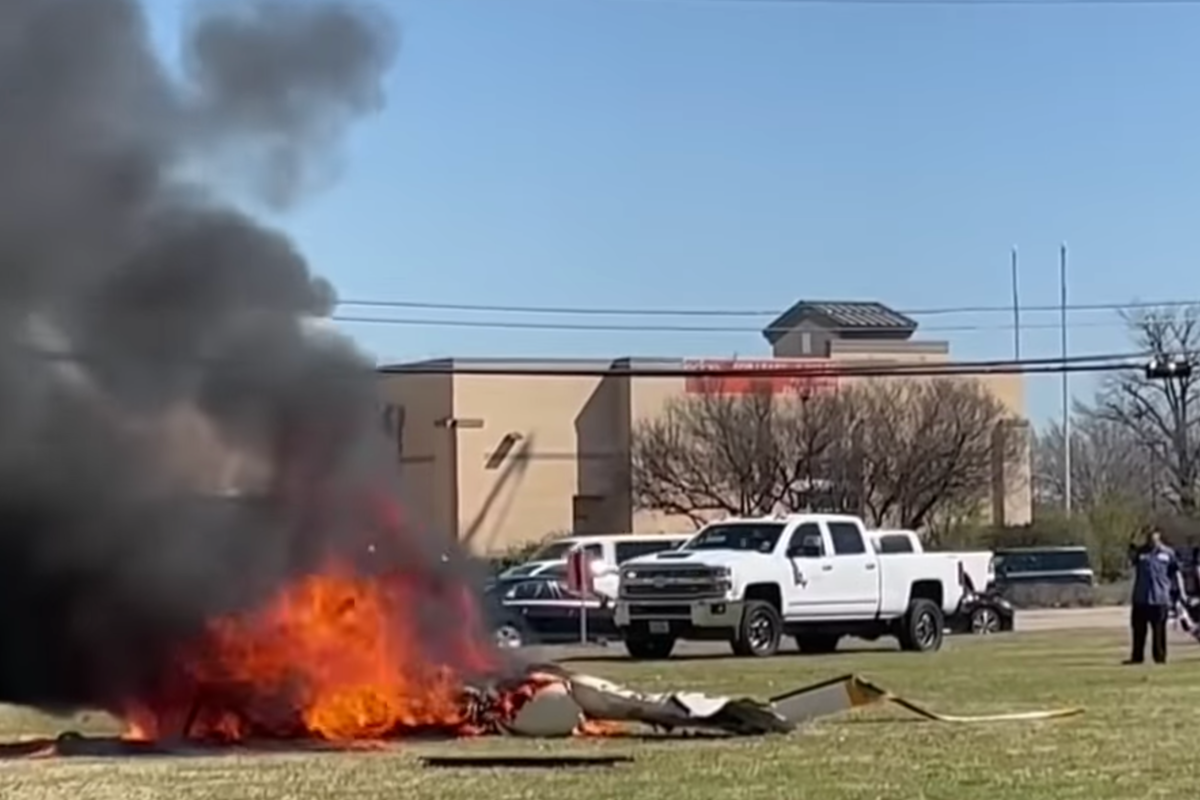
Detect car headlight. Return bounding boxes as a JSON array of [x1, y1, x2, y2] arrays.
[[623, 570, 638, 581], [712, 566, 732, 578]]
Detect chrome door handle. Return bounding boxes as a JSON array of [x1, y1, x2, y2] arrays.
[[821, 565, 833, 572], [866, 563, 877, 571]]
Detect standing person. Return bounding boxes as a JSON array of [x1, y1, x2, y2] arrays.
[[1127, 528, 1186, 664]]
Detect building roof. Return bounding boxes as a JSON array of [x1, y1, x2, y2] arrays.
[[378, 357, 626, 373], [763, 300, 918, 345]]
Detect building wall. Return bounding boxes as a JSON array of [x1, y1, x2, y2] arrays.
[[973, 372, 1031, 525], [626, 375, 702, 534], [378, 372, 457, 541], [379, 352, 1033, 554], [450, 373, 612, 554]]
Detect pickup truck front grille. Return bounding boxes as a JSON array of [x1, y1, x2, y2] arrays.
[[620, 566, 725, 600], [627, 604, 692, 617], [623, 583, 715, 598]]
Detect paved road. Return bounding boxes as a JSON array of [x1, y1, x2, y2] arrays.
[[1014, 606, 1126, 632]]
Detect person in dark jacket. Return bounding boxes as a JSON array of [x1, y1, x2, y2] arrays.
[[1127, 528, 1186, 664]]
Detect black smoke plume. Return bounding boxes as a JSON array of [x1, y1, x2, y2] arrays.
[[0, 0, 404, 712]]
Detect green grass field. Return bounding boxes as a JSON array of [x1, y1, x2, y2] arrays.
[[0, 629, 1195, 800]]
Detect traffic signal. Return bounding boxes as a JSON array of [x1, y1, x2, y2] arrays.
[[1145, 356, 1193, 380]]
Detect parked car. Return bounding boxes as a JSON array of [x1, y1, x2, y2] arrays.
[[497, 533, 692, 598], [993, 546, 1095, 589], [485, 562, 568, 598], [485, 578, 618, 649], [614, 513, 970, 659], [947, 590, 1015, 635]]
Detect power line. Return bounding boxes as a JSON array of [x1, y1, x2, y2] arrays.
[[336, 296, 1200, 319], [612, 0, 1200, 6], [331, 313, 1141, 335], [379, 350, 1148, 378], [380, 359, 1142, 379], [24, 341, 1146, 377]]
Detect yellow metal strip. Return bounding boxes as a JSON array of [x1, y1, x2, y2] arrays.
[[771, 674, 1082, 727]]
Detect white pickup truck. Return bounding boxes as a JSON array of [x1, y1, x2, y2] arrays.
[[870, 530, 995, 594], [614, 514, 970, 659]]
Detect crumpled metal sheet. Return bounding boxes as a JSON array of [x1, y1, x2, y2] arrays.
[[499, 669, 1083, 738], [567, 673, 793, 735], [500, 669, 790, 737]]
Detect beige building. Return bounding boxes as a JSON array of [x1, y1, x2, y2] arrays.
[[378, 301, 1032, 554]]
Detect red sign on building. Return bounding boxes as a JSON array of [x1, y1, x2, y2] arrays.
[[683, 359, 839, 396]]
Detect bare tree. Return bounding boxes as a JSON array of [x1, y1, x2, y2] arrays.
[[850, 378, 1016, 529], [774, 388, 855, 512], [630, 375, 1016, 529], [630, 381, 786, 524], [1033, 406, 1154, 511], [1091, 306, 1200, 513]]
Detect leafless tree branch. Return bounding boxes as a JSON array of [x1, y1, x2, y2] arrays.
[[631, 376, 1015, 529], [1089, 306, 1200, 513]]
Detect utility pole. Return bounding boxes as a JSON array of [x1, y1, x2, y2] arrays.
[[1011, 247, 1021, 361], [1060, 243, 1072, 517]]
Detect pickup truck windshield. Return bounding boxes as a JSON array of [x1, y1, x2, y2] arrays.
[[684, 523, 784, 553], [531, 541, 575, 561]]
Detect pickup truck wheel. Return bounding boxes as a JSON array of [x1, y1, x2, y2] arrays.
[[898, 598, 945, 652], [795, 633, 841, 654], [731, 601, 783, 658], [624, 634, 676, 660]]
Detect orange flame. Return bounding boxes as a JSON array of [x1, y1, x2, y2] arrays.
[[219, 567, 474, 739], [121, 556, 502, 742]]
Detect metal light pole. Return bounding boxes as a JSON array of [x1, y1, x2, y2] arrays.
[[1011, 246, 1021, 361], [1060, 243, 1072, 517]]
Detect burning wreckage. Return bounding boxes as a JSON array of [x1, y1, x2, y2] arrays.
[[2, 541, 1081, 758], [0, 0, 1086, 763], [3, 552, 1084, 760]]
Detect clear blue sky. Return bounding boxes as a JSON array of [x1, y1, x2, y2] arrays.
[[148, 0, 1200, 424]]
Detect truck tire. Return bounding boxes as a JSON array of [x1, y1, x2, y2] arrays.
[[624, 634, 676, 660], [897, 598, 945, 652], [795, 633, 841, 654], [730, 601, 783, 658]]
